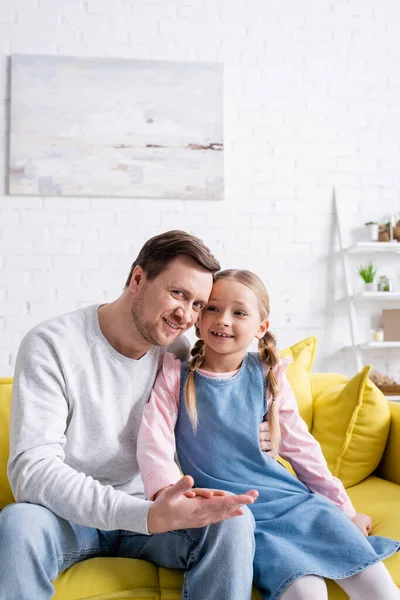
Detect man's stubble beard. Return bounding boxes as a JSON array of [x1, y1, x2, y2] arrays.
[[129, 288, 178, 347], [129, 290, 162, 346]]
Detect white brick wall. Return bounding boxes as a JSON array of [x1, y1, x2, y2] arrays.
[[1, 0, 400, 380]]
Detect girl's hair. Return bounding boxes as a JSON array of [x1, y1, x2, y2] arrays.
[[184, 269, 281, 456], [184, 333, 205, 430]]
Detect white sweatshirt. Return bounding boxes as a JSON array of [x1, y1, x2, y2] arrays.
[[8, 304, 189, 535]]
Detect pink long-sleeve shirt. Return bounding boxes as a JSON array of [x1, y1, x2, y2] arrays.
[[137, 353, 356, 519]]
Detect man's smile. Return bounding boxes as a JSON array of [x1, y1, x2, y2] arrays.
[[163, 317, 182, 331]]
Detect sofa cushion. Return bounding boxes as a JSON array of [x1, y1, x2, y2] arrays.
[[279, 336, 317, 430], [0, 379, 14, 509], [312, 365, 391, 488], [309, 372, 348, 401]]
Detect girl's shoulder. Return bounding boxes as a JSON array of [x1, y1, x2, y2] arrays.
[[157, 351, 182, 389], [262, 356, 293, 407], [272, 356, 293, 384], [161, 351, 182, 370]]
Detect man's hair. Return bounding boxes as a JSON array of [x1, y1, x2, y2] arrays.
[[125, 230, 220, 287]]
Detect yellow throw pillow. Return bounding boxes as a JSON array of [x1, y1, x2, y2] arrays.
[[309, 372, 349, 402], [279, 336, 317, 430], [312, 365, 391, 488], [0, 379, 15, 509]]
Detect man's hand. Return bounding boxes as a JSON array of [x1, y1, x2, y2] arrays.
[[147, 475, 258, 534], [184, 488, 227, 499], [154, 485, 227, 500], [352, 513, 372, 536], [259, 420, 272, 454]]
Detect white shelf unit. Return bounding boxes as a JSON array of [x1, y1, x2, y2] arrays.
[[359, 341, 400, 349], [353, 292, 400, 301], [334, 191, 400, 391], [347, 242, 400, 254]]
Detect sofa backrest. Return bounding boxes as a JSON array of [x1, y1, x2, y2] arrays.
[[0, 379, 15, 509]]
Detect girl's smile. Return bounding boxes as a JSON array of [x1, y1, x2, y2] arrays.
[[210, 330, 235, 339]]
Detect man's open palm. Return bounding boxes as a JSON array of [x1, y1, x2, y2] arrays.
[[147, 475, 258, 534]]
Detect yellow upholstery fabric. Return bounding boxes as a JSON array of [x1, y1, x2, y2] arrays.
[[309, 372, 348, 401], [54, 558, 159, 599], [53, 558, 263, 600], [312, 365, 391, 488], [0, 379, 14, 509], [279, 336, 317, 429]]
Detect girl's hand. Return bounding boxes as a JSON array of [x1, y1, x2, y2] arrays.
[[184, 488, 227, 499], [352, 513, 373, 536]]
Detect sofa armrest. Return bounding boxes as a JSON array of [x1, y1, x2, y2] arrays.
[[376, 401, 400, 485]]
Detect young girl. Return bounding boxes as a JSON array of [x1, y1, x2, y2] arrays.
[[137, 270, 400, 600]]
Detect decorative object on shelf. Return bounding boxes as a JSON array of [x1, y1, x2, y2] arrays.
[[378, 226, 391, 242], [377, 275, 393, 292], [9, 55, 224, 200], [379, 215, 400, 243], [395, 219, 400, 241], [371, 329, 384, 342], [388, 214, 397, 242], [358, 262, 377, 291], [370, 371, 397, 385], [369, 371, 400, 397], [382, 309, 400, 341], [365, 221, 379, 241]]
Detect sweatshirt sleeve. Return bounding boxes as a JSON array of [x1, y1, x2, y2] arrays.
[[271, 360, 356, 519], [137, 353, 182, 500], [8, 328, 152, 535]]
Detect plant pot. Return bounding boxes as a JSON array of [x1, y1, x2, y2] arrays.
[[365, 223, 379, 242], [365, 282, 376, 292]]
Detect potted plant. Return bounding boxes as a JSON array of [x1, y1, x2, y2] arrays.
[[365, 221, 379, 242], [378, 275, 393, 292], [358, 262, 377, 291]]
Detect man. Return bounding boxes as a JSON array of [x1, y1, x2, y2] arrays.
[[0, 231, 260, 600]]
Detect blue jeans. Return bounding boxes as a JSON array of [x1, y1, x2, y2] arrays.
[[0, 502, 256, 600]]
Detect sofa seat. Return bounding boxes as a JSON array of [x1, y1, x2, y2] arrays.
[[54, 558, 179, 600], [53, 559, 262, 600]]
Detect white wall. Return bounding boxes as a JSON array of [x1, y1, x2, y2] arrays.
[[1, 0, 400, 379]]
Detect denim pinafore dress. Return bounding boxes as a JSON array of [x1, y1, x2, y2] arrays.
[[175, 353, 400, 600]]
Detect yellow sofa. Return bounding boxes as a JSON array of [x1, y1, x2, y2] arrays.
[[1, 342, 399, 599]]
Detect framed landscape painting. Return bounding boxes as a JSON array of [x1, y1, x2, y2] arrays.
[[9, 55, 223, 200]]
